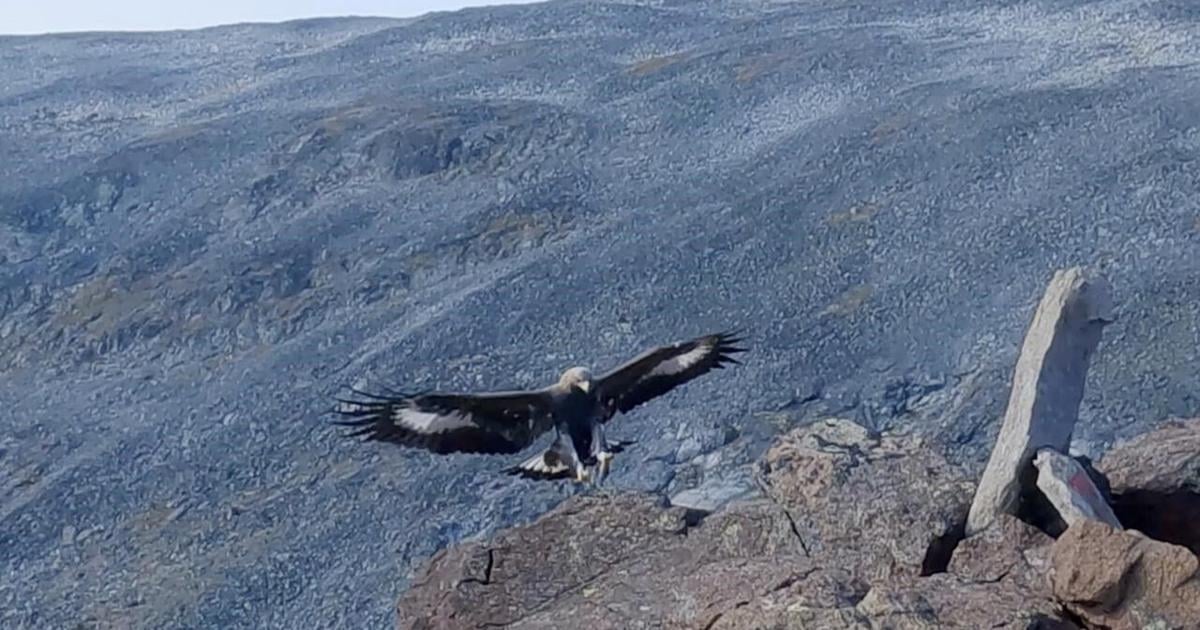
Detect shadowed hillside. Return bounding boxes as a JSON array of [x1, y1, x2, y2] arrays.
[[1, 0, 1199, 628]]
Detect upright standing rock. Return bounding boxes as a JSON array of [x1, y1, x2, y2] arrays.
[[965, 267, 1114, 536]]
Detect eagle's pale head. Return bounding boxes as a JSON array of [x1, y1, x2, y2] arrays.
[[558, 366, 594, 393]]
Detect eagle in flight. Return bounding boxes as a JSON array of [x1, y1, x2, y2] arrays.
[[332, 330, 746, 484]]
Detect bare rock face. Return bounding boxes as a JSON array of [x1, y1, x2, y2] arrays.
[[1097, 417, 1200, 555], [395, 420, 1083, 629], [947, 513, 1054, 588], [704, 578, 874, 630], [756, 418, 976, 580], [1099, 417, 1200, 493], [849, 512, 1066, 630], [856, 573, 1067, 630], [394, 492, 833, 629], [394, 492, 693, 629], [1050, 519, 1200, 630]]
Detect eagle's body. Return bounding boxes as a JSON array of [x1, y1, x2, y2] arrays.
[[332, 331, 745, 483]]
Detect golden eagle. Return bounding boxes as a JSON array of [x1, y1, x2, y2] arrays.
[[332, 330, 746, 484]]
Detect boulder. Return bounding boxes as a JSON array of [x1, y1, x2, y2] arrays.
[[947, 513, 1054, 589], [1097, 417, 1200, 555], [845, 512, 1069, 630], [756, 418, 976, 579], [711, 569, 1075, 630], [1032, 448, 1122, 530], [1098, 417, 1200, 493], [856, 573, 1067, 630], [393, 493, 693, 629], [394, 492, 824, 629], [1050, 519, 1200, 630], [703, 576, 873, 630]]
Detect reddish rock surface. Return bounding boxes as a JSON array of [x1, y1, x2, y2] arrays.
[[1099, 417, 1200, 494], [948, 513, 1054, 588], [395, 419, 1079, 629], [394, 415, 1200, 630], [1051, 519, 1200, 630], [1033, 448, 1123, 529], [856, 573, 1065, 630], [755, 418, 976, 580], [394, 491, 836, 629], [1098, 417, 1200, 555]]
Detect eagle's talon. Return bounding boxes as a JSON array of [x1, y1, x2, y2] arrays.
[[596, 451, 614, 484], [575, 467, 592, 484]]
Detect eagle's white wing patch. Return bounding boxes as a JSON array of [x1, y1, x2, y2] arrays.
[[392, 408, 475, 433], [647, 342, 712, 377], [514, 450, 569, 475]]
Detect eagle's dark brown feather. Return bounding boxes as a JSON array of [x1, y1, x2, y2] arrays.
[[331, 387, 556, 455], [594, 330, 746, 421]]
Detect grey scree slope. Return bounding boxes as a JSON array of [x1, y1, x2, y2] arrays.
[[1, 0, 1199, 628]]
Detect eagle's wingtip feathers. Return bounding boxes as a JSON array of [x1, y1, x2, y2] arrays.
[[711, 328, 748, 366], [711, 329, 748, 350]]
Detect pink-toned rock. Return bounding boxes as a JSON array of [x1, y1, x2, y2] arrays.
[[394, 492, 823, 630], [948, 513, 1053, 588], [1033, 448, 1122, 529], [757, 418, 976, 580], [1098, 417, 1200, 493], [856, 573, 1070, 630], [966, 267, 1114, 536], [1097, 417, 1200, 556], [1051, 519, 1200, 630], [394, 493, 697, 629], [394, 420, 1082, 630]]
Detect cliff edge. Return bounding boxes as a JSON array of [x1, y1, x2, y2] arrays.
[[394, 416, 1200, 629]]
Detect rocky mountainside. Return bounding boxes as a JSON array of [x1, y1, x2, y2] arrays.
[[2, 0, 1200, 628]]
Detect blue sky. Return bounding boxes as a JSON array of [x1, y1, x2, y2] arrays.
[[0, 1, 530, 35]]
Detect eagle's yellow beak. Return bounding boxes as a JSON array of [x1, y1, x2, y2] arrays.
[[578, 381, 590, 393]]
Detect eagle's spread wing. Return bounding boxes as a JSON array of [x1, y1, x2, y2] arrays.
[[331, 386, 556, 455], [594, 330, 746, 421]]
